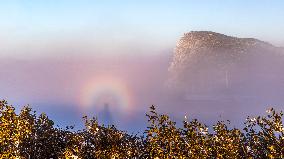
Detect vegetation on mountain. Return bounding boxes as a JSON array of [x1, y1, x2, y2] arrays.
[[1, 100, 284, 158]]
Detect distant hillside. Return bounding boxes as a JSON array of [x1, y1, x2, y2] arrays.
[[168, 31, 284, 100]]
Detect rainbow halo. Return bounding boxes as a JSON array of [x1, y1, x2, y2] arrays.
[[79, 76, 133, 112]]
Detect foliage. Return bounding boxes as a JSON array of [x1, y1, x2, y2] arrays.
[[0, 100, 284, 158]]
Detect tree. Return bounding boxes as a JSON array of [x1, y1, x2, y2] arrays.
[[1, 100, 284, 158]]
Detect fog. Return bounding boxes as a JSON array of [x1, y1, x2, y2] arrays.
[[0, 53, 171, 131], [1, 43, 284, 132]]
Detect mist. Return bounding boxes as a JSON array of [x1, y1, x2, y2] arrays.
[[0, 53, 172, 131], [1, 33, 284, 132]]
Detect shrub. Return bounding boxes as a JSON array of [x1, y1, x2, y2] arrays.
[[0, 100, 284, 158]]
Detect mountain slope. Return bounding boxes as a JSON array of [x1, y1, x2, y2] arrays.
[[168, 31, 284, 99]]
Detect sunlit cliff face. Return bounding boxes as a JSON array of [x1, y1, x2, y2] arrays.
[[167, 31, 284, 121]]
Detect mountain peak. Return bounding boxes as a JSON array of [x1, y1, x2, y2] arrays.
[[177, 31, 273, 54], [168, 31, 284, 96]]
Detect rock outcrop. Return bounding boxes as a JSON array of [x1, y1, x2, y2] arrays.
[[168, 31, 284, 100]]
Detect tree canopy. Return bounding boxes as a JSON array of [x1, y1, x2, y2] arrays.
[[1, 100, 284, 158]]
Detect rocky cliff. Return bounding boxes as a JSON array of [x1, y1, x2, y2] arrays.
[[168, 31, 284, 100]]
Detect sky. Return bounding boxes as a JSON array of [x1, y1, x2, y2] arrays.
[[0, 0, 284, 131], [1, 0, 284, 58]]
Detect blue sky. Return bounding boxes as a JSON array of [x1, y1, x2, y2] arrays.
[[0, 0, 283, 58]]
